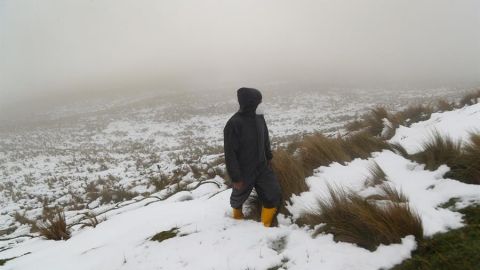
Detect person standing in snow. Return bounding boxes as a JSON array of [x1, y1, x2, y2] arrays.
[[223, 87, 282, 227]]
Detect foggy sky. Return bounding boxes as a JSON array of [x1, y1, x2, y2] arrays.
[[1, 0, 480, 105]]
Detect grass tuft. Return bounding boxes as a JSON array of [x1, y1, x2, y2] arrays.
[[365, 162, 387, 187], [37, 208, 70, 240], [150, 227, 179, 242], [299, 133, 350, 173], [411, 131, 462, 171], [399, 104, 433, 127], [343, 132, 392, 159], [271, 149, 308, 211], [303, 186, 423, 251], [459, 90, 480, 107]]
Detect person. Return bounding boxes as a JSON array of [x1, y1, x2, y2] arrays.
[[223, 87, 282, 227]]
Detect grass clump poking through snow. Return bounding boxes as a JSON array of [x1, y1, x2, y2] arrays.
[[399, 104, 433, 127], [271, 149, 308, 213], [365, 162, 387, 187], [452, 133, 480, 185], [302, 186, 423, 251], [37, 209, 71, 240], [459, 89, 480, 107], [150, 227, 179, 242], [299, 133, 350, 173], [411, 131, 463, 171], [408, 132, 480, 184], [342, 131, 392, 159], [392, 205, 480, 270], [299, 132, 391, 177]]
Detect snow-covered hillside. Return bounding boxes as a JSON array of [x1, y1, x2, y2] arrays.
[[1, 101, 480, 269]]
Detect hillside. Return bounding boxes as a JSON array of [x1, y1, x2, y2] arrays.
[[1, 92, 480, 270]]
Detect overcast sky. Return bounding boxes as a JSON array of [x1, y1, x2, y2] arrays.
[[1, 0, 480, 104]]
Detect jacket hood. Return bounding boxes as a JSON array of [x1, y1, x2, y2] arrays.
[[237, 87, 262, 114]]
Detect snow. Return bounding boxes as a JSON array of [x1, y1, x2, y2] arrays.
[[0, 190, 418, 270], [1, 93, 480, 270], [390, 103, 480, 154]]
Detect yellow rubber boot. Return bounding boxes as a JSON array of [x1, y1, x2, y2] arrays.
[[232, 208, 244, 220], [261, 207, 277, 227]]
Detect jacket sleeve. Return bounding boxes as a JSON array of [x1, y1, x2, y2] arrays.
[[263, 116, 273, 161], [224, 120, 242, 182]]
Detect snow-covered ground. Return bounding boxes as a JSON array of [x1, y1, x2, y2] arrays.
[[1, 89, 479, 270]]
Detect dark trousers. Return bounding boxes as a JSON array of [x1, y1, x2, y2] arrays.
[[230, 163, 282, 209]]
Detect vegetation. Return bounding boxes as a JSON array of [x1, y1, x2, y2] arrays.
[[37, 209, 71, 240], [405, 132, 480, 185], [151, 228, 179, 242], [392, 205, 480, 270], [410, 131, 463, 171], [271, 149, 308, 215], [302, 186, 423, 251]]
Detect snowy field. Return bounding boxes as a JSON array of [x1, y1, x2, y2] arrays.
[[1, 88, 478, 269]]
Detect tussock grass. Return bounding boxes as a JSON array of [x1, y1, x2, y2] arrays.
[[450, 133, 480, 184], [271, 149, 308, 215], [271, 149, 308, 202], [399, 132, 480, 185], [365, 162, 387, 187], [435, 99, 455, 112], [345, 119, 367, 132], [363, 107, 391, 136], [37, 209, 70, 240], [299, 133, 350, 173], [399, 104, 433, 127], [376, 184, 408, 203], [459, 89, 480, 107], [411, 131, 463, 171], [343, 132, 391, 159], [303, 186, 423, 251], [299, 132, 391, 176]]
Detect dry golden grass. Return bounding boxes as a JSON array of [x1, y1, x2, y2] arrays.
[[298, 131, 392, 179], [345, 119, 368, 132], [451, 133, 480, 184], [38, 209, 70, 240], [303, 186, 423, 251], [378, 184, 408, 203], [363, 107, 390, 136], [271, 149, 308, 204], [365, 162, 387, 187], [342, 132, 392, 159], [435, 99, 455, 112], [299, 133, 351, 173], [411, 131, 462, 171], [399, 104, 433, 127], [459, 90, 480, 107]]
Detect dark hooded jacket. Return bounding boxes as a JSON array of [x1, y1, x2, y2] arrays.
[[223, 88, 273, 183]]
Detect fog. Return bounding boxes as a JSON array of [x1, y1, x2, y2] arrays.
[[1, 0, 480, 106]]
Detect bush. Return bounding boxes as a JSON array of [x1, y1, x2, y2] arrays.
[[38, 209, 70, 240], [302, 186, 423, 251]]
